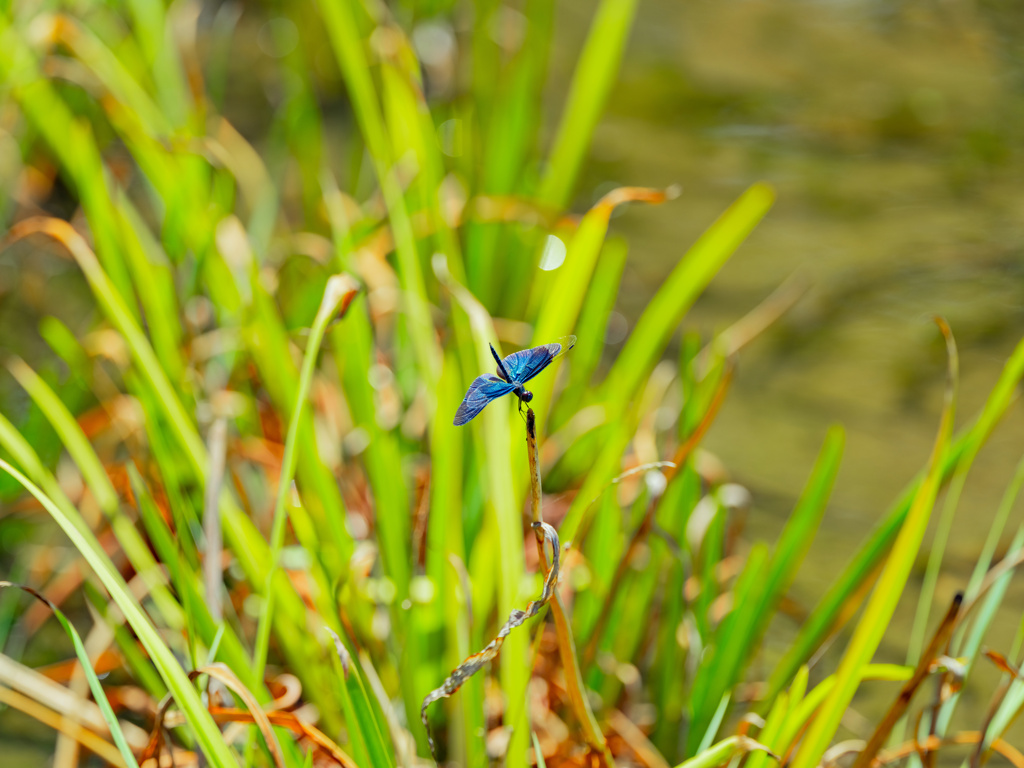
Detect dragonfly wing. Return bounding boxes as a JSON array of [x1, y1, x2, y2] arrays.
[[454, 375, 515, 425], [501, 335, 577, 384]]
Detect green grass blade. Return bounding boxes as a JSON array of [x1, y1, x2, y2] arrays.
[[123, 0, 191, 126], [602, 183, 774, 408], [528, 188, 675, 430], [325, 629, 398, 768], [0, 582, 142, 768], [246, 267, 354, 570], [126, 466, 256, 692], [253, 274, 360, 687], [317, 0, 440, 387], [559, 183, 775, 544], [10, 219, 206, 468], [0, 377, 184, 635], [536, 0, 640, 208], [688, 425, 843, 752], [567, 237, 629, 392], [763, 332, 1024, 704], [115, 196, 185, 381], [0, 460, 238, 768], [774, 664, 910, 761], [789, 321, 957, 768], [672, 736, 774, 768], [55, 14, 171, 135]]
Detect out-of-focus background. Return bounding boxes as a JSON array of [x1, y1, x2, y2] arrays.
[[577, 0, 1024, 716], [586, 0, 1024, 635], [2, 0, 1024, 764]]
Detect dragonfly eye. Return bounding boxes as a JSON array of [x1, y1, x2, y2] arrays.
[[521, 390, 533, 403]]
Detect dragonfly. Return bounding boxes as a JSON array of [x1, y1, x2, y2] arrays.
[[454, 336, 576, 426]]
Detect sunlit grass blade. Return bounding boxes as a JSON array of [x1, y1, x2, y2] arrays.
[[536, 0, 640, 209], [527, 186, 677, 430], [7, 218, 205, 465], [531, 186, 675, 338], [602, 183, 774, 408], [687, 425, 844, 752], [5, 357, 183, 630], [790, 319, 958, 768], [671, 736, 776, 768], [851, 593, 962, 768], [317, 0, 440, 387], [245, 263, 354, 570], [559, 183, 775, 544], [766, 664, 911, 764], [763, 331, 1024, 704], [252, 274, 360, 689], [0, 582, 141, 768], [906, 412, 984, 667], [0, 460, 238, 768]]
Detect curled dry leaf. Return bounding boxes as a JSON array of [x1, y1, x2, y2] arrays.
[[420, 521, 561, 758], [142, 664, 284, 768]]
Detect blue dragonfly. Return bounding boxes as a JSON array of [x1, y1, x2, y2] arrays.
[[454, 336, 576, 425]]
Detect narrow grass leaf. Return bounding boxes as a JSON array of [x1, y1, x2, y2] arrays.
[[559, 183, 774, 544], [0, 460, 238, 768], [0, 582, 141, 768], [790, 320, 957, 768], [673, 736, 776, 768], [688, 426, 844, 750], [764, 332, 1024, 704], [253, 274, 360, 686], [537, 0, 640, 208]]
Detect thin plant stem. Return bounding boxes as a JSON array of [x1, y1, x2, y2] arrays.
[[526, 407, 612, 762], [251, 274, 359, 685]]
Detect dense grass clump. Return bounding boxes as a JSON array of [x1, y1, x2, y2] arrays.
[[1, 2, 1024, 767]]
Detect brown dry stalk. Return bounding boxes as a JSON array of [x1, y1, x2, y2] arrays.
[[0, 684, 129, 767], [875, 731, 1024, 768], [850, 593, 962, 768], [205, 707, 360, 768], [527, 408, 611, 761], [141, 664, 285, 768]]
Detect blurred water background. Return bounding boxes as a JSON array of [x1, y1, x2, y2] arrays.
[[576, 0, 1024, 718]]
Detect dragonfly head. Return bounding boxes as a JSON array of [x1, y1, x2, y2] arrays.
[[520, 389, 533, 403]]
